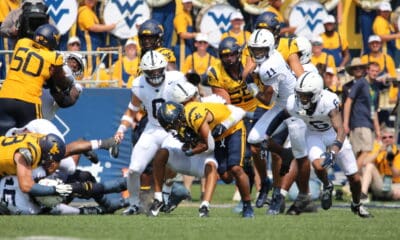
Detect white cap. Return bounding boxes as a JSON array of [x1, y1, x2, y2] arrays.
[[182, 0, 192, 3], [368, 35, 381, 43], [379, 2, 392, 11], [67, 36, 80, 45], [323, 15, 336, 24], [311, 36, 323, 45], [195, 33, 208, 42], [326, 67, 334, 75], [231, 11, 244, 20], [125, 39, 137, 47]]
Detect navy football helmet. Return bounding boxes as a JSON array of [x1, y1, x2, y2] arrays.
[[255, 12, 281, 39], [39, 133, 66, 164], [34, 24, 60, 50], [157, 101, 186, 131], [218, 37, 241, 67], [138, 19, 164, 52]]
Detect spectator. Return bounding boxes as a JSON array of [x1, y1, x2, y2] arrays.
[[321, 15, 350, 71], [173, 0, 198, 71], [150, 0, 176, 49], [67, 36, 81, 51], [311, 36, 337, 75], [372, 1, 400, 66], [77, 0, 116, 75], [354, 0, 377, 54], [361, 127, 400, 202], [221, 10, 251, 48], [265, 0, 296, 35], [343, 57, 380, 172], [112, 39, 139, 88], [361, 35, 396, 79]]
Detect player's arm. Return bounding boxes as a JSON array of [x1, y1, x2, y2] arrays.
[[212, 87, 231, 104], [114, 94, 141, 143], [48, 65, 79, 108], [256, 84, 274, 106], [329, 108, 345, 154], [189, 112, 214, 155], [287, 53, 304, 78], [342, 97, 352, 134]]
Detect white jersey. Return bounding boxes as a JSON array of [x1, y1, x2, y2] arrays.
[[258, 50, 297, 108], [303, 63, 318, 73], [131, 71, 185, 126], [286, 89, 340, 132]]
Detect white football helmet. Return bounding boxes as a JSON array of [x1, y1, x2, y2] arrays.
[[140, 50, 167, 86], [295, 36, 312, 65], [295, 72, 324, 110], [65, 52, 86, 78], [168, 81, 199, 103], [248, 29, 275, 64]]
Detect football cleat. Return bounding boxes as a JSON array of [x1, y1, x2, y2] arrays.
[[242, 203, 254, 218], [267, 188, 285, 215], [163, 183, 190, 213], [198, 205, 210, 218], [286, 195, 317, 215], [83, 150, 99, 164], [100, 137, 119, 158], [321, 182, 334, 210], [79, 206, 105, 215], [351, 202, 373, 218], [255, 178, 271, 208], [122, 205, 140, 215], [148, 199, 164, 217]]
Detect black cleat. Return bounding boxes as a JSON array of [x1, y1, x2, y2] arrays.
[[99, 137, 119, 158], [351, 202, 373, 218], [148, 199, 164, 217], [321, 183, 334, 210], [199, 205, 210, 217], [255, 178, 271, 208], [83, 150, 99, 164]]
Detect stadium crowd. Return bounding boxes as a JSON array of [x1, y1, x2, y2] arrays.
[[0, 0, 400, 218]]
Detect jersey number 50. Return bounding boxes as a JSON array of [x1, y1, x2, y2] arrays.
[[10, 47, 44, 77]]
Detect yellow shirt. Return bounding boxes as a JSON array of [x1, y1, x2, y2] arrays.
[[221, 30, 251, 47], [311, 52, 337, 74], [360, 53, 396, 78], [182, 52, 218, 75], [0, 38, 64, 104], [0, 0, 19, 22], [207, 61, 258, 112], [184, 101, 245, 141], [0, 134, 43, 177], [112, 56, 139, 88], [321, 32, 349, 51], [375, 144, 400, 183], [77, 5, 99, 31], [174, 11, 192, 35]]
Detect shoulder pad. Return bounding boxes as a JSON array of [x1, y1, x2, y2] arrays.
[[18, 148, 33, 166]]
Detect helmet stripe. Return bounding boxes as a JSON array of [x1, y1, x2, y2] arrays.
[[299, 72, 312, 88], [176, 83, 189, 98]]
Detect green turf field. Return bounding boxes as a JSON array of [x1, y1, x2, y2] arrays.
[[0, 184, 399, 240]]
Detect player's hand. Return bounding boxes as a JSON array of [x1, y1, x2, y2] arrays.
[[55, 184, 73, 196], [212, 124, 227, 138], [321, 151, 336, 169], [114, 131, 124, 143]]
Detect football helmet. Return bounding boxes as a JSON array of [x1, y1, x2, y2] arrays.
[[138, 19, 164, 52], [254, 12, 281, 38], [218, 37, 241, 67], [248, 29, 275, 64], [295, 72, 324, 110], [295, 36, 312, 65], [140, 50, 167, 86], [157, 101, 186, 131], [39, 133, 66, 164], [34, 24, 60, 50], [66, 52, 86, 78], [168, 81, 199, 103]]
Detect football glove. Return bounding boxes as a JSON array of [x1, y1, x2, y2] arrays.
[[55, 184, 73, 196], [211, 124, 227, 138], [321, 151, 336, 169]]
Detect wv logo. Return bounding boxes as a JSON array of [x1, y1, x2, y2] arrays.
[[294, 6, 324, 31], [44, 0, 69, 24], [112, 0, 144, 29], [207, 12, 232, 33]]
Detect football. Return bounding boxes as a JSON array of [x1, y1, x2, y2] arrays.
[[34, 178, 64, 208]]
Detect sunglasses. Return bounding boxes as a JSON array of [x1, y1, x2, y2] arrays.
[[352, 66, 365, 70], [69, 42, 80, 47], [382, 135, 394, 140], [197, 41, 208, 45]]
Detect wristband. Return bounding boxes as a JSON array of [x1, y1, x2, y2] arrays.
[[184, 149, 194, 157], [332, 140, 343, 150], [117, 124, 127, 133], [121, 115, 134, 125], [128, 102, 140, 112]]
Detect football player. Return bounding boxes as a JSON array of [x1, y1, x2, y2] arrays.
[[0, 133, 71, 198], [285, 72, 372, 218], [156, 97, 254, 218], [114, 50, 186, 215], [0, 23, 79, 134]]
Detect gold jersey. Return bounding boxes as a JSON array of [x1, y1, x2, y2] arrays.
[[184, 101, 245, 141], [0, 133, 43, 177], [0, 38, 64, 104], [207, 61, 258, 112]]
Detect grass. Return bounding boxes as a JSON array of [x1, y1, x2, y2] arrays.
[[0, 184, 399, 240]]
